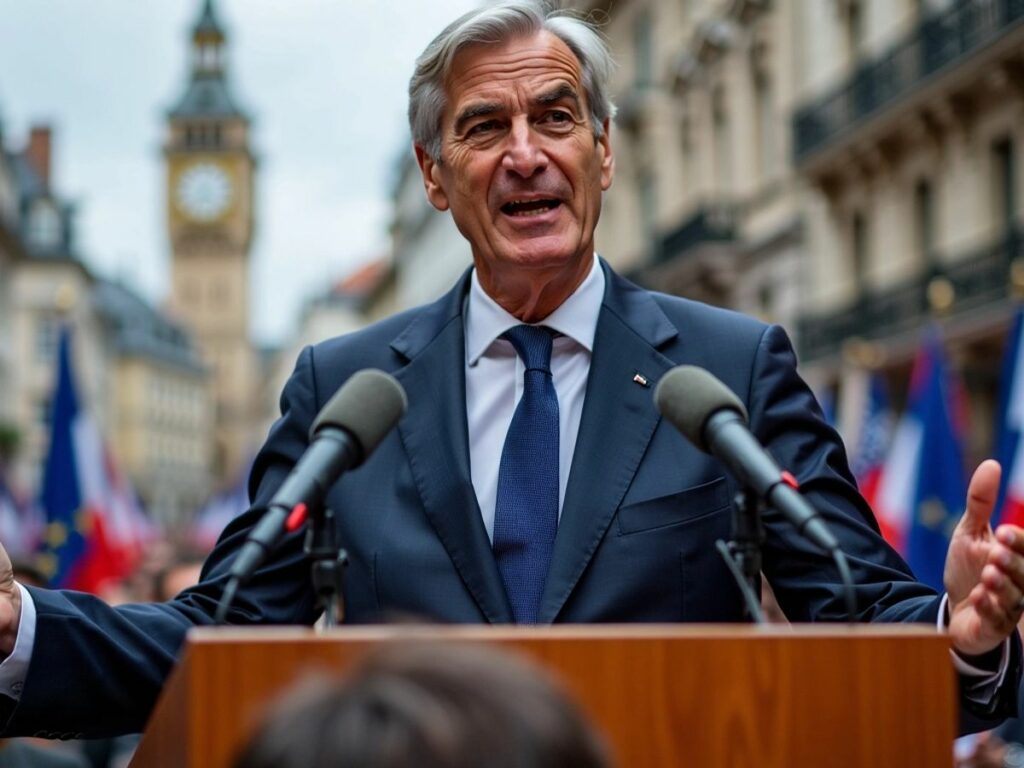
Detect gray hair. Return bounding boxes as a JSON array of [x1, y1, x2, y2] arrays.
[[409, 1, 617, 162]]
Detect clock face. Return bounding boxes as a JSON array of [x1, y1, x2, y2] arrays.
[[176, 162, 232, 221]]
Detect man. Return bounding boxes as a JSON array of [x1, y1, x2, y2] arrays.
[[0, 0, 1021, 738]]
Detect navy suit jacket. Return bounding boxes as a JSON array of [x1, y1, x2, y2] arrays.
[[2, 261, 1018, 737]]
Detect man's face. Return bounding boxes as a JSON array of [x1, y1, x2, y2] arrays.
[[416, 31, 614, 296]]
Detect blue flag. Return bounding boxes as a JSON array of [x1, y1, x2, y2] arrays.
[[37, 326, 88, 587], [903, 332, 968, 591]]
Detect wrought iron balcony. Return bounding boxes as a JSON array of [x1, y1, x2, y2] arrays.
[[796, 227, 1022, 362], [656, 204, 736, 264], [794, 0, 1024, 162]]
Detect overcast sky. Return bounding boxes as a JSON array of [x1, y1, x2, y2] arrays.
[[0, 0, 479, 345]]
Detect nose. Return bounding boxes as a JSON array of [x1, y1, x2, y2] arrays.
[[501, 118, 547, 178]]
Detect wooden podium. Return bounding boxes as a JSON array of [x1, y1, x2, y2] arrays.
[[130, 624, 956, 768]]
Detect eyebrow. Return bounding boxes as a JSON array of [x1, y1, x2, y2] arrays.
[[454, 102, 502, 135], [535, 84, 581, 111]]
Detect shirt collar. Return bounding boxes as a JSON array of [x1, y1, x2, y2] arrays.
[[465, 254, 605, 366]]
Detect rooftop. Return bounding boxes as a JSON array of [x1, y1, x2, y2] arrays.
[[169, 73, 246, 120], [93, 279, 206, 374]]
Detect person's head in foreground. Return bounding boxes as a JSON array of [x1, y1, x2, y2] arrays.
[[232, 642, 611, 768]]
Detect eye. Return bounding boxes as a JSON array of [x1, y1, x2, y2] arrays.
[[467, 120, 500, 136], [540, 110, 575, 130]]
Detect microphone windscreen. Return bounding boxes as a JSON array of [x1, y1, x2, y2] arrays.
[[312, 369, 408, 463], [653, 365, 748, 452]]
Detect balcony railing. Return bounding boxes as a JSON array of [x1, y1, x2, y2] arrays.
[[656, 204, 736, 264], [793, 0, 1024, 162], [796, 227, 1022, 362]]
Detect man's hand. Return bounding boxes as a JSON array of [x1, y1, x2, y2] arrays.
[[946, 459, 1024, 657], [0, 539, 19, 658]]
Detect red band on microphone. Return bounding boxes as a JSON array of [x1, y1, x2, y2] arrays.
[[285, 503, 308, 532]]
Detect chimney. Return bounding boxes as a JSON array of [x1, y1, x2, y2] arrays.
[[26, 125, 52, 189]]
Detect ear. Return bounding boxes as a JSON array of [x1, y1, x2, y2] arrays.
[[414, 143, 450, 212], [598, 118, 614, 191]]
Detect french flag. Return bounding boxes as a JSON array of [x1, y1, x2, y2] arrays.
[[874, 331, 968, 589], [995, 309, 1024, 527], [847, 373, 896, 545], [37, 327, 152, 593]]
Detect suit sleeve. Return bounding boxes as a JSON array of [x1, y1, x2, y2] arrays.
[[0, 347, 323, 738], [748, 324, 1021, 732]]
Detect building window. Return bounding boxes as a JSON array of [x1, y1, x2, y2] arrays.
[[679, 108, 693, 195], [0, 161, 16, 226], [845, 0, 866, 63], [34, 317, 58, 364], [634, 10, 654, 88], [914, 179, 936, 268], [184, 123, 222, 149], [182, 278, 201, 306], [851, 210, 870, 292], [27, 201, 61, 251], [758, 283, 774, 321], [211, 279, 229, 304], [712, 85, 732, 195], [639, 169, 657, 256], [36, 397, 52, 430], [992, 137, 1017, 235], [753, 68, 775, 183]]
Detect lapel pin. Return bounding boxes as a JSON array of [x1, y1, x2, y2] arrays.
[[632, 373, 649, 387]]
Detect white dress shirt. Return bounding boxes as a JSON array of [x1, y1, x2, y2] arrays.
[[465, 254, 604, 540]]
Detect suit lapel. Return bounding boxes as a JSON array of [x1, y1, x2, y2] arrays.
[[390, 272, 514, 624], [538, 264, 678, 623]]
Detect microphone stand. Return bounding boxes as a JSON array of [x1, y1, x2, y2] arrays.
[[715, 488, 766, 624], [305, 506, 348, 629]]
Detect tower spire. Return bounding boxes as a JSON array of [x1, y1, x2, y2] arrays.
[[169, 0, 245, 119], [193, 0, 225, 45], [190, 0, 226, 77]]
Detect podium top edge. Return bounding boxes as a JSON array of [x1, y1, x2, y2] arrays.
[[186, 623, 949, 645]]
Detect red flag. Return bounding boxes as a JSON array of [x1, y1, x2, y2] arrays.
[[996, 309, 1024, 526]]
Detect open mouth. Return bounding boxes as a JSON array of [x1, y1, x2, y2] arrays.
[[500, 199, 562, 217]]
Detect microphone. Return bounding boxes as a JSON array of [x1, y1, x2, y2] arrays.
[[225, 369, 408, 589], [654, 365, 839, 553]]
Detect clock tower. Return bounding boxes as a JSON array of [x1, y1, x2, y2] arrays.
[[165, 0, 256, 483]]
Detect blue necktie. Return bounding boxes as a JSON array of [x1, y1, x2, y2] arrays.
[[493, 325, 559, 624]]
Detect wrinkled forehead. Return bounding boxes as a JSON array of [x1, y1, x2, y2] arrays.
[[442, 31, 586, 116]]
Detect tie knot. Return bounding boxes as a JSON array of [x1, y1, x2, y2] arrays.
[[503, 325, 555, 373]]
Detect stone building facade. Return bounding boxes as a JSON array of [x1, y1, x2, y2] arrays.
[[570, 0, 1022, 460]]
